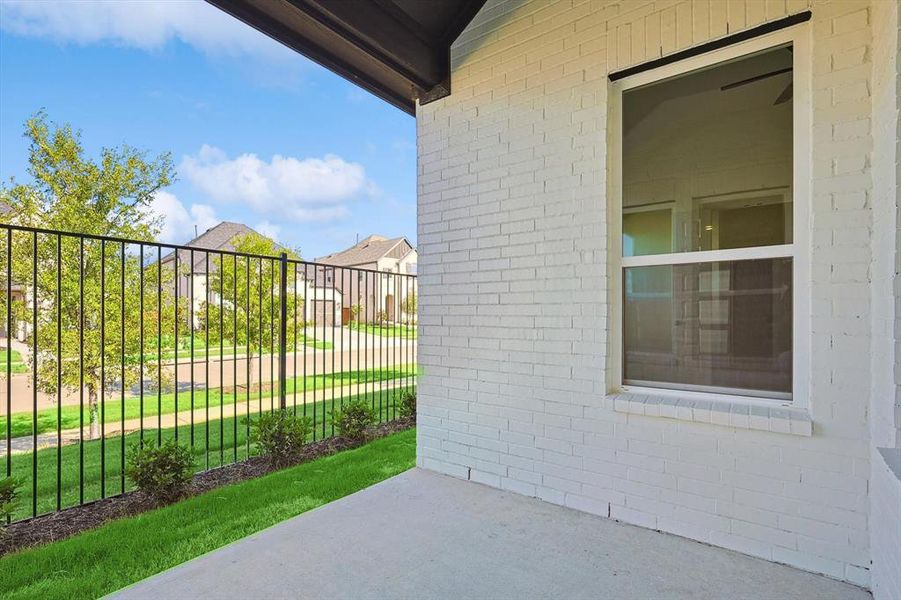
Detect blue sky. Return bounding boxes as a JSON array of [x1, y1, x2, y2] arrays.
[[0, 0, 416, 259]]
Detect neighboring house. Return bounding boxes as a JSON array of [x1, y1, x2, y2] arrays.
[[161, 222, 262, 327], [2, 284, 27, 341], [316, 235, 417, 324], [0, 200, 26, 339], [212, 1, 900, 596], [297, 274, 344, 328], [161, 221, 341, 328]]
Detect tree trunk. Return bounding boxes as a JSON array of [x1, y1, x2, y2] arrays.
[[88, 385, 99, 440], [247, 352, 257, 404]]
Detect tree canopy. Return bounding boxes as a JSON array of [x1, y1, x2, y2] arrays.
[[0, 112, 176, 437]]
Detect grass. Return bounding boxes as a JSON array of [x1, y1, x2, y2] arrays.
[[0, 348, 28, 374], [4, 385, 413, 521], [0, 365, 417, 439], [0, 428, 416, 600], [348, 322, 417, 339]]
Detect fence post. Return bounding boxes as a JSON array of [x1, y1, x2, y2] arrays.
[[279, 252, 288, 410]]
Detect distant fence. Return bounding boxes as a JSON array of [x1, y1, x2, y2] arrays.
[[0, 223, 417, 522]]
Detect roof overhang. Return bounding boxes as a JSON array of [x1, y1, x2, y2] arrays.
[[206, 0, 487, 115]]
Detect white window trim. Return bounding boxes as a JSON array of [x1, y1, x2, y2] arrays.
[[606, 24, 812, 411]]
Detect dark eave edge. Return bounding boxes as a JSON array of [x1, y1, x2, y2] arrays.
[[207, 0, 417, 115], [206, 0, 489, 114]]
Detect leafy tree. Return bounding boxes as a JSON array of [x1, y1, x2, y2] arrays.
[[199, 233, 301, 397], [0, 112, 176, 438], [401, 292, 417, 324]]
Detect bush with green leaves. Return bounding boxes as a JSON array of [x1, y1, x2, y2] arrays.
[[0, 476, 20, 532], [397, 390, 416, 419], [331, 400, 376, 441], [126, 440, 195, 504], [250, 409, 312, 467]]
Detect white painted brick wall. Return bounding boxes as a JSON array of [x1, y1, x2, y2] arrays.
[[869, 0, 900, 596], [417, 0, 895, 589]]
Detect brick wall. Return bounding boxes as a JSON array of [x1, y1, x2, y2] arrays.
[[870, 0, 900, 596], [871, 0, 899, 454], [417, 0, 888, 587]]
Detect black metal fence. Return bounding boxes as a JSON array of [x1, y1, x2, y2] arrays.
[[0, 223, 417, 522]]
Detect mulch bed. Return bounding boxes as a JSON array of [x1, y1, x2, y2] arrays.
[[0, 417, 415, 557]]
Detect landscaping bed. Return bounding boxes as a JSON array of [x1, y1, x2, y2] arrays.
[[5, 385, 413, 520], [0, 426, 416, 600], [0, 416, 414, 557]]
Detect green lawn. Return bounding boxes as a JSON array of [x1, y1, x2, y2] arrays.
[[0, 364, 417, 439], [348, 322, 417, 339], [0, 428, 416, 600], [4, 385, 412, 521], [0, 348, 28, 374]]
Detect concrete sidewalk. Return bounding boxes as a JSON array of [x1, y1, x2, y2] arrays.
[[113, 469, 869, 600]]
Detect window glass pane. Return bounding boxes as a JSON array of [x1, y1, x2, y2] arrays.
[[623, 208, 672, 257], [623, 258, 792, 398], [695, 193, 792, 250], [623, 46, 793, 255]]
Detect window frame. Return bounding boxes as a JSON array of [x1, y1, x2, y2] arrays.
[[607, 24, 811, 408]]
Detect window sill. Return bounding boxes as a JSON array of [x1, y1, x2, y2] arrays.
[[609, 391, 812, 436]]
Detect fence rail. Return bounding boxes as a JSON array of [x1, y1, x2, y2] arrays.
[[0, 223, 417, 522]]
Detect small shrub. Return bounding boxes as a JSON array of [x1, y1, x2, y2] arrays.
[[126, 440, 194, 504], [331, 400, 375, 441], [0, 476, 20, 534], [250, 410, 312, 467], [397, 390, 416, 419]]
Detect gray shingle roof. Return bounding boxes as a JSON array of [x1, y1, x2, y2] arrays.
[[161, 221, 276, 273], [316, 235, 410, 267]]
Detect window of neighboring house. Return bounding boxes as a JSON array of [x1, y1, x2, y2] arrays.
[[615, 29, 809, 403]]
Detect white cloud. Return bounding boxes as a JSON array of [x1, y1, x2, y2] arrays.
[[0, 0, 297, 62], [179, 145, 371, 223], [254, 220, 280, 242], [146, 191, 219, 244]]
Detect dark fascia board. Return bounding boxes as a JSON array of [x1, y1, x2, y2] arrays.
[[206, 0, 488, 115], [609, 11, 811, 81], [208, 0, 416, 114], [292, 0, 445, 91]]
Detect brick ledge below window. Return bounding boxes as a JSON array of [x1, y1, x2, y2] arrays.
[[609, 392, 812, 436]]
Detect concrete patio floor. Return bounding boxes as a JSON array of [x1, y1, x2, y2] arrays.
[[114, 468, 869, 600]]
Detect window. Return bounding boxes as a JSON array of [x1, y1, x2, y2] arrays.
[[613, 30, 809, 403]]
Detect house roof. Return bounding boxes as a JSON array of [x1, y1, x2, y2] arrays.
[[205, 0, 487, 115], [315, 235, 412, 267], [161, 221, 278, 274]]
